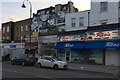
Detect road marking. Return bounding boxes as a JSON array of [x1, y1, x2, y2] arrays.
[[33, 74, 49, 78], [3, 69, 18, 73]]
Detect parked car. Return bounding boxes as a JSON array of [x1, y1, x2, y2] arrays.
[[10, 54, 36, 66], [37, 56, 68, 70]]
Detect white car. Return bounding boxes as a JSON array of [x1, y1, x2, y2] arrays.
[[37, 56, 68, 70]]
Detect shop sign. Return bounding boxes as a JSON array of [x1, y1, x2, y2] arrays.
[[106, 42, 120, 48], [65, 43, 74, 48], [10, 44, 16, 49], [40, 35, 57, 43], [87, 30, 120, 41], [58, 34, 85, 42], [32, 32, 39, 37], [25, 42, 38, 49]]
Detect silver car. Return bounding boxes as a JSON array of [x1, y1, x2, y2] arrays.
[[37, 56, 68, 70]]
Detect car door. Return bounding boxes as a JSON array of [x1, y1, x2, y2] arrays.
[[45, 57, 54, 67], [40, 56, 47, 67]]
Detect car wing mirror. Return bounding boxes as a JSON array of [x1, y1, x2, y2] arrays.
[[51, 59, 55, 62]]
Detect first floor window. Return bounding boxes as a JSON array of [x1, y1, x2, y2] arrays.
[[71, 18, 76, 27], [79, 17, 84, 26]]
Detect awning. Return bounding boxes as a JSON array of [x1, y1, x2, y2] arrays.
[[85, 40, 120, 49], [55, 41, 85, 49]]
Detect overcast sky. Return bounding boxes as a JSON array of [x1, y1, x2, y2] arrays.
[[0, 0, 91, 29]]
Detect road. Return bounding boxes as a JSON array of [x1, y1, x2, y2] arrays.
[[2, 61, 118, 80]]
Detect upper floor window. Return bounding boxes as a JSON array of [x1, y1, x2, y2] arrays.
[[71, 18, 76, 27], [25, 25, 28, 31], [55, 4, 61, 12], [7, 26, 9, 32], [2, 27, 5, 33], [100, 2, 108, 12], [100, 20, 107, 25], [79, 17, 84, 26], [21, 26, 23, 32]]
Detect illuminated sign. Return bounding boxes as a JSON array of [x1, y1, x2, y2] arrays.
[[87, 30, 120, 40], [58, 34, 85, 42], [106, 42, 120, 47], [65, 43, 74, 48]]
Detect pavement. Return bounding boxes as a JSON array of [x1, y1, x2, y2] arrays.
[[68, 62, 119, 76]]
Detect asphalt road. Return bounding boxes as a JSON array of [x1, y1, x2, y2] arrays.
[[2, 61, 118, 80]]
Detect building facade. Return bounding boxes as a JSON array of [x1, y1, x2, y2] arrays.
[[90, 0, 120, 26], [2, 21, 14, 43], [1, 18, 32, 60], [55, 0, 120, 66], [31, 1, 78, 35], [31, 1, 79, 56], [14, 18, 32, 43], [65, 10, 90, 31]]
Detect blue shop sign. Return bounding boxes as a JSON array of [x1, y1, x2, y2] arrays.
[[10, 44, 16, 49], [55, 41, 85, 49], [85, 40, 120, 49], [105, 41, 120, 49]]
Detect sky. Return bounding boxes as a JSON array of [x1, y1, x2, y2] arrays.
[[0, 0, 91, 29]]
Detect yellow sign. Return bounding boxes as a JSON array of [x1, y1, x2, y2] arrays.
[[32, 32, 39, 37]]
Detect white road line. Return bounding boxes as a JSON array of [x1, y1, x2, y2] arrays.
[[33, 74, 49, 78], [2, 69, 18, 73]]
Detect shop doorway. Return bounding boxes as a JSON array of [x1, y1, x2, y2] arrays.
[[65, 49, 71, 62]]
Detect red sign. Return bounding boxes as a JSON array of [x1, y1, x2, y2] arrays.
[[25, 42, 38, 49], [96, 32, 111, 37]]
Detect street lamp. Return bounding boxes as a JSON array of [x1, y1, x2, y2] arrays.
[[21, 0, 32, 54]]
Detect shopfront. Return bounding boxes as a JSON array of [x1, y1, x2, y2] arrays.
[[55, 29, 120, 65], [55, 34, 86, 62], [85, 29, 120, 66], [25, 42, 38, 55], [55, 41, 85, 62], [39, 35, 57, 56]]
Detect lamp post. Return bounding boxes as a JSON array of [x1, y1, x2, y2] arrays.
[[21, 0, 32, 54]]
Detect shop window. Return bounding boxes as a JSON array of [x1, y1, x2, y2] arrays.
[[89, 50, 104, 64], [71, 50, 84, 62]]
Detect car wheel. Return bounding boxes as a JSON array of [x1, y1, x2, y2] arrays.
[[53, 64, 59, 70], [38, 63, 42, 68], [22, 62, 25, 66], [11, 61, 14, 65]]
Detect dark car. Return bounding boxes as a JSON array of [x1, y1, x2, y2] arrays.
[[11, 54, 36, 66]]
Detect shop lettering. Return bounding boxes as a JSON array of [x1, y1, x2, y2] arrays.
[[106, 42, 120, 47], [65, 43, 74, 48], [96, 32, 110, 37]]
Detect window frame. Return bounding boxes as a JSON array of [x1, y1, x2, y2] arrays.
[[6, 26, 9, 32], [100, 2, 108, 12], [79, 17, 84, 26], [21, 26, 23, 32], [71, 18, 76, 27]]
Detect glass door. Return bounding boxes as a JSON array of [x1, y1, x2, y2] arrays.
[[65, 49, 71, 62]]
